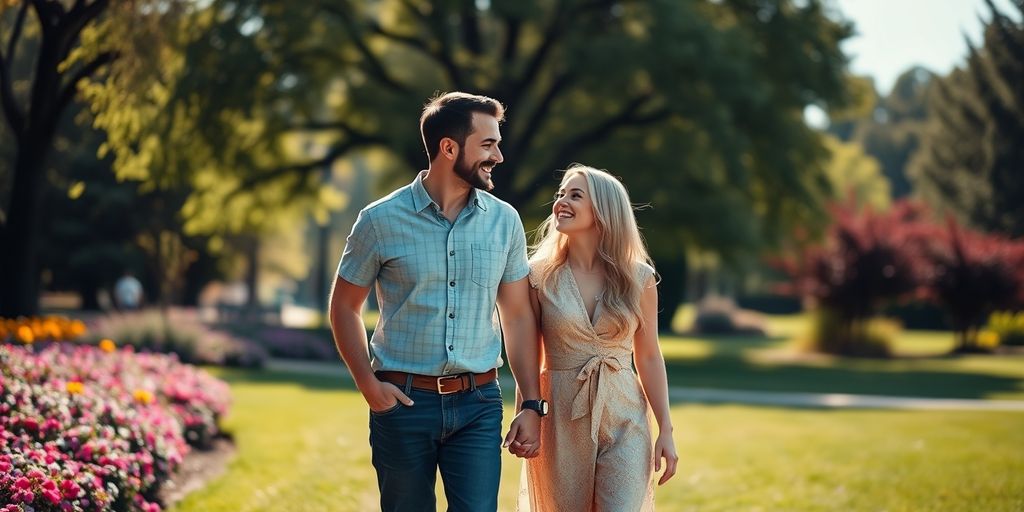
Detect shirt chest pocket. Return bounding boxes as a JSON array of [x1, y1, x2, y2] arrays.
[[471, 243, 505, 288]]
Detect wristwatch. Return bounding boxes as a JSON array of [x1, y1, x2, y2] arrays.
[[521, 399, 549, 417]]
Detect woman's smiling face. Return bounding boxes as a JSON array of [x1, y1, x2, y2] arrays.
[[553, 173, 596, 235]]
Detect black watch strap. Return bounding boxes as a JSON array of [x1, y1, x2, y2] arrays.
[[521, 399, 548, 417]]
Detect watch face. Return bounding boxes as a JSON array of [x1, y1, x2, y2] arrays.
[[524, 400, 548, 416]]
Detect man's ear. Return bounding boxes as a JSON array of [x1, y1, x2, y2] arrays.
[[440, 137, 459, 161]]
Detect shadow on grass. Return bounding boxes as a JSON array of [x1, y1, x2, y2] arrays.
[[664, 354, 1024, 401], [211, 367, 356, 392], [206, 329, 1024, 404]]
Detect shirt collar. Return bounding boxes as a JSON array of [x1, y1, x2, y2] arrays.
[[411, 170, 488, 214], [411, 170, 434, 213]]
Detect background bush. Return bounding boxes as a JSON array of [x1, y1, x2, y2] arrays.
[[691, 296, 768, 336], [86, 309, 267, 368]]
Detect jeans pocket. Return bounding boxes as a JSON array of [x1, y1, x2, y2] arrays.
[[369, 402, 404, 417], [474, 381, 503, 404]]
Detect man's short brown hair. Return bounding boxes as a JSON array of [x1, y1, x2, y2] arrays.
[[420, 92, 505, 162]]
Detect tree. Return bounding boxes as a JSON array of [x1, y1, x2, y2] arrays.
[[908, 0, 1024, 236], [99, 0, 853, 329], [820, 134, 890, 211], [923, 217, 1024, 353], [829, 67, 935, 199], [0, 0, 187, 316], [775, 200, 930, 355]]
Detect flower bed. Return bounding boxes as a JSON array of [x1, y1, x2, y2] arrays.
[[1, 319, 231, 511]]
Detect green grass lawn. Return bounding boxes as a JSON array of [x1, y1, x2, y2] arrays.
[[660, 309, 1024, 400], [658, 332, 1024, 400], [169, 311, 1024, 511], [171, 368, 1024, 512]]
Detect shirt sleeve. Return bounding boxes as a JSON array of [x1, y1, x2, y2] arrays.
[[527, 263, 539, 289], [637, 261, 657, 288], [502, 216, 530, 283], [337, 208, 381, 287]]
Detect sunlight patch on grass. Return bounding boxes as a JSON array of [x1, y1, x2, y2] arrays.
[[170, 368, 1024, 512]]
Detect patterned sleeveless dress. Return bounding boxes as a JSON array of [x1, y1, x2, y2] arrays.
[[518, 261, 656, 511]]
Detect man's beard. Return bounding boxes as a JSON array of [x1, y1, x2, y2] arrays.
[[454, 152, 495, 191]]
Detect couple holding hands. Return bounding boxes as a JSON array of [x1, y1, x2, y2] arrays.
[[329, 91, 677, 512]]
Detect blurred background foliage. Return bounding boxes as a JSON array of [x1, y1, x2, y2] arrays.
[[1, 0, 1022, 345]]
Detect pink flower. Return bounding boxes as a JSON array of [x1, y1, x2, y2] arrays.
[[27, 468, 45, 480], [14, 476, 31, 490], [43, 488, 62, 504], [41, 478, 57, 491], [60, 478, 82, 498]]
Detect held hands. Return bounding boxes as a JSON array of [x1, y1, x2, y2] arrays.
[[503, 409, 541, 459], [654, 429, 678, 485], [365, 380, 414, 413]]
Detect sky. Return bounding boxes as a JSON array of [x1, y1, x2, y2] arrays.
[[830, 0, 1019, 95]]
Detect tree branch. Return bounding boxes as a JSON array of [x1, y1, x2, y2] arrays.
[[523, 93, 666, 201], [508, 72, 573, 160], [366, 20, 462, 89], [508, 0, 569, 105], [5, 0, 29, 63], [55, 50, 115, 114], [391, 0, 464, 89], [29, 0, 60, 36], [0, 1, 29, 136], [56, 0, 109, 62], [460, 1, 482, 55], [0, 49, 25, 137], [286, 119, 379, 141], [322, 2, 410, 94], [233, 131, 387, 195], [500, 17, 520, 65]]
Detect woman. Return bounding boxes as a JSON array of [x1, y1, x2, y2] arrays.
[[517, 164, 678, 511]]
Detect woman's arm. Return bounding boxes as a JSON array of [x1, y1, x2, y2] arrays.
[[633, 275, 679, 485], [514, 285, 545, 440]]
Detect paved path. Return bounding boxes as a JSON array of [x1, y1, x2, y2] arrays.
[[266, 358, 1024, 412]]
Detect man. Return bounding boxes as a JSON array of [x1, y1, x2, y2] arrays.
[[328, 92, 545, 511]]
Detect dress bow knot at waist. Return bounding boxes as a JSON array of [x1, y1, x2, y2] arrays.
[[570, 354, 627, 443]]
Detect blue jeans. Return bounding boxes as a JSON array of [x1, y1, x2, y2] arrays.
[[369, 379, 504, 512]]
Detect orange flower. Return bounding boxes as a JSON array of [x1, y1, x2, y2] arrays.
[[133, 389, 154, 405], [44, 320, 62, 340], [16, 325, 34, 344], [99, 339, 116, 353], [66, 382, 85, 394], [69, 320, 87, 339]]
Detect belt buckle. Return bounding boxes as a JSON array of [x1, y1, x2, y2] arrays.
[[436, 374, 460, 394]]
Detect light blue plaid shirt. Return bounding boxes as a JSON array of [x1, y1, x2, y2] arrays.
[[337, 171, 530, 375]]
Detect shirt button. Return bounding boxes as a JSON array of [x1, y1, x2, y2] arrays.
[[449, 313, 455, 319], [448, 345, 454, 351], [449, 281, 455, 287], [449, 250, 455, 256]]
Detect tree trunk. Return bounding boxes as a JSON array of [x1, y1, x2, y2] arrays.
[[0, 141, 48, 317], [315, 222, 330, 322], [653, 251, 688, 333], [77, 279, 101, 311], [244, 236, 260, 317]]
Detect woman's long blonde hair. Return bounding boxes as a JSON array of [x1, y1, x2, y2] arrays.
[[529, 164, 657, 338]]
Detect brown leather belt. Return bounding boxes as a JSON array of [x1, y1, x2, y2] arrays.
[[376, 368, 498, 395]]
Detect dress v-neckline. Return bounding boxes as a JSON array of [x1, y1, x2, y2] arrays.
[[565, 266, 602, 329]]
